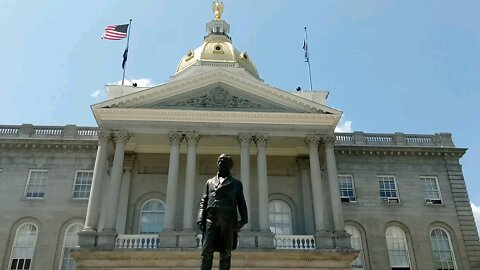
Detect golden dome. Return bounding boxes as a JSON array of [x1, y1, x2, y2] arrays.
[[175, 18, 260, 79]]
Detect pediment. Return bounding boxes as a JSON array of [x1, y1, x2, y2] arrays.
[[92, 69, 341, 115]]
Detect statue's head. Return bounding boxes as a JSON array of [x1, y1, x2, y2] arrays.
[[217, 154, 233, 175]]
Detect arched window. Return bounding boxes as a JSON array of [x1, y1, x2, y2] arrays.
[[269, 200, 292, 235], [139, 199, 165, 234], [385, 226, 411, 270], [59, 223, 83, 270], [346, 225, 366, 269], [9, 223, 38, 270], [430, 228, 457, 270]]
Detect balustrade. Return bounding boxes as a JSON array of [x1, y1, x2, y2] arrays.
[[274, 235, 316, 250], [116, 235, 160, 249]]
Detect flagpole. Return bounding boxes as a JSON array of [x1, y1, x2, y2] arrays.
[[122, 19, 132, 86], [304, 27, 313, 91]]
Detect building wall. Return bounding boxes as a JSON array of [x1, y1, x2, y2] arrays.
[[0, 143, 478, 269], [0, 146, 95, 270]]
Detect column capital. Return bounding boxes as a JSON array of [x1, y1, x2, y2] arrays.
[[168, 132, 184, 144], [123, 152, 137, 170], [254, 135, 268, 147], [113, 131, 130, 143], [297, 157, 310, 170], [98, 130, 111, 145], [237, 133, 253, 145], [305, 135, 321, 146], [185, 132, 200, 145], [323, 135, 336, 146]]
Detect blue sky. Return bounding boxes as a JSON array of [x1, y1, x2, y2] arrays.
[[0, 1, 479, 230]]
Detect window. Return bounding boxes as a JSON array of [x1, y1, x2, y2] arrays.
[[430, 228, 457, 270], [345, 225, 366, 270], [269, 200, 292, 235], [72, 170, 93, 199], [385, 226, 411, 270], [378, 176, 399, 203], [139, 199, 165, 234], [24, 170, 48, 199], [59, 223, 82, 270], [421, 176, 442, 204], [339, 175, 357, 202], [9, 223, 38, 270]]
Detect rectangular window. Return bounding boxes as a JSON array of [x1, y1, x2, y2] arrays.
[[72, 170, 93, 199], [338, 175, 357, 202], [378, 175, 399, 203], [421, 176, 442, 204], [24, 170, 48, 199]]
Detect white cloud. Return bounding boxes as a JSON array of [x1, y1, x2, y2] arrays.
[[471, 202, 480, 235], [90, 90, 100, 98], [110, 78, 154, 87], [335, 120, 352, 133]]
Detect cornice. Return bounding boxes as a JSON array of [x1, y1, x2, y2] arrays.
[[0, 141, 98, 151], [334, 146, 466, 158], [94, 108, 340, 126], [93, 69, 340, 115]]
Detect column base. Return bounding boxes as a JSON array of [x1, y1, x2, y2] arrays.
[[159, 230, 178, 248], [238, 230, 256, 248], [177, 230, 198, 248], [333, 230, 352, 249], [97, 230, 118, 248], [256, 230, 275, 249], [78, 229, 97, 248], [314, 231, 334, 249]]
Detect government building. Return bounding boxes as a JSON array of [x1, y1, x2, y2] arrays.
[[0, 4, 479, 270]]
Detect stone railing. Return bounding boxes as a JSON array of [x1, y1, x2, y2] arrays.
[[116, 234, 160, 249], [0, 124, 98, 139], [274, 235, 316, 250], [335, 132, 454, 147]]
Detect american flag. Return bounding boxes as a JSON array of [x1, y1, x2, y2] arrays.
[[102, 24, 129, 40]]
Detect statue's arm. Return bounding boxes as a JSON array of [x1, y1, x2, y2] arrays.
[[236, 181, 248, 229], [197, 181, 209, 230]]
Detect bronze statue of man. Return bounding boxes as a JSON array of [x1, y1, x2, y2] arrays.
[[197, 154, 248, 270]]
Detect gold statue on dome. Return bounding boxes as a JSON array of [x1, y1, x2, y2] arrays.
[[212, 1, 224, 20]]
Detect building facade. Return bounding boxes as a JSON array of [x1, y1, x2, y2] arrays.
[[1, 5, 479, 270]]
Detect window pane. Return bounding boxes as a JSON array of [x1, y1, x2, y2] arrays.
[[25, 170, 48, 199], [338, 175, 356, 201], [73, 171, 93, 199], [268, 200, 292, 235], [139, 200, 165, 234], [9, 224, 38, 270], [385, 226, 411, 268], [430, 229, 457, 270], [346, 225, 365, 269]]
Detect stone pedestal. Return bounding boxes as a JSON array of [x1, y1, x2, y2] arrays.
[[97, 230, 117, 248], [256, 230, 275, 249], [178, 230, 198, 248], [238, 230, 256, 248], [71, 249, 359, 269], [314, 231, 334, 249], [333, 230, 352, 249], [78, 230, 97, 248], [159, 230, 178, 248]]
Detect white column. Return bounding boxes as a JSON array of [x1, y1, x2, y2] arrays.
[[182, 133, 199, 230], [238, 134, 252, 230], [103, 131, 129, 231], [83, 131, 110, 231], [297, 158, 315, 235], [255, 135, 269, 231], [324, 136, 345, 231], [306, 136, 328, 232], [116, 153, 136, 234], [164, 132, 183, 230]]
